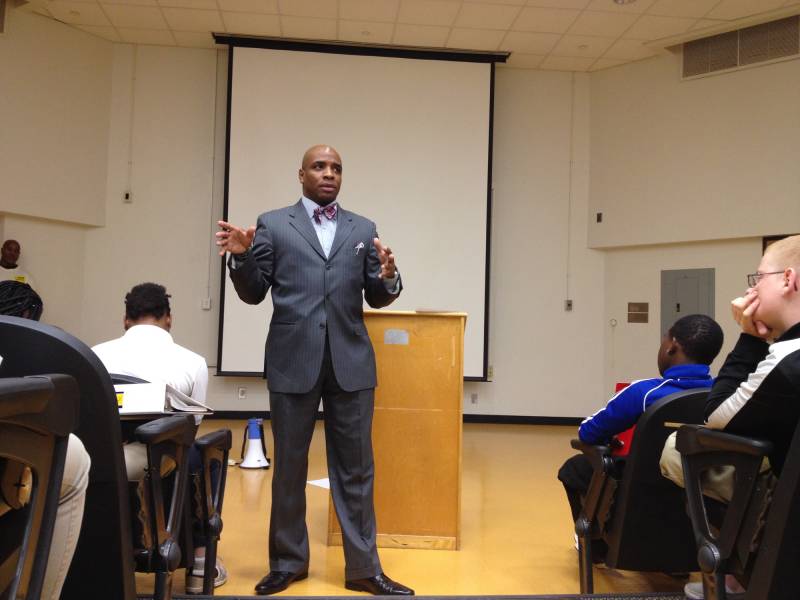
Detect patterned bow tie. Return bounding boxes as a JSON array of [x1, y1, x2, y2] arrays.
[[313, 203, 338, 224]]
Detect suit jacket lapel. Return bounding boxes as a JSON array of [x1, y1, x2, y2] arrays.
[[328, 208, 355, 260], [288, 199, 326, 260]]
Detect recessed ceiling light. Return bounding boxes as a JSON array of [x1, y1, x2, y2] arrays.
[[613, 0, 637, 4]]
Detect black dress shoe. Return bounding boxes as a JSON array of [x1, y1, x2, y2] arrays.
[[254, 570, 308, 595], [345, 573, 415, 596]]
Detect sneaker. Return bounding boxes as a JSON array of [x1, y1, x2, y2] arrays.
[[185, 556, 228, 594], [684, 581, 746, 600]]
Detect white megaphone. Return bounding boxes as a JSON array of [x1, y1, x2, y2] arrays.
[[240, 417, 270, 469]]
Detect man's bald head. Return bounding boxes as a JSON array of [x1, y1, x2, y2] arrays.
[[299, 145, 342, 205]]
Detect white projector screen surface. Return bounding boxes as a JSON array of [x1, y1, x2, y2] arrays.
[[220, 45, 492, 379]]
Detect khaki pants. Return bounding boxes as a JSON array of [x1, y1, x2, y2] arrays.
[[660, 431, 770, 503]]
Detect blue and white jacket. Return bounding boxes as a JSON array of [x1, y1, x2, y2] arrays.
[[578, 364, 714, 445]]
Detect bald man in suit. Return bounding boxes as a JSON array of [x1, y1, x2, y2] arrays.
[[217, 145, 413, 596]]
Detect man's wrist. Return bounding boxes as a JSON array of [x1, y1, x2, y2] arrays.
[[232, 247, 251, 261]]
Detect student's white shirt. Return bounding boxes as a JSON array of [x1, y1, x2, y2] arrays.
[[91, 324, 208, 403], [1, 266, 36, 290]]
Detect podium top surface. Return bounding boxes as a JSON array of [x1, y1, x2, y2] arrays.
[[364, 310, 467, 319]]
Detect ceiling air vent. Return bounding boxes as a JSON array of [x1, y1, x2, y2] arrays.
[[683, 16, 800, 78]]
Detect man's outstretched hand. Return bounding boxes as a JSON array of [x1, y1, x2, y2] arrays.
[[216, 220, 255, 256], [373, 238, 396, 279]]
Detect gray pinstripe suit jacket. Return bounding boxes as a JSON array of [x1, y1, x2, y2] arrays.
[[229, 199, 401, 394]]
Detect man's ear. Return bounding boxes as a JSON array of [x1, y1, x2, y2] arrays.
[[165, 314, 172, 331], [784, 267, 798, 293], [298, 168, 304, 184], [123, 316, 131, 331], [668, 338, 683, 357]]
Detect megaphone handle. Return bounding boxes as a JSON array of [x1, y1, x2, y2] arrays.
[[259, 422, 268, 457]]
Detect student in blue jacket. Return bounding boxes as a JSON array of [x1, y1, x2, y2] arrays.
[[558, 314, 724, 533]]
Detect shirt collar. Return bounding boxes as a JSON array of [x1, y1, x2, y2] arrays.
[[662, 363, 711, 379], [123, 324, 174, 343]]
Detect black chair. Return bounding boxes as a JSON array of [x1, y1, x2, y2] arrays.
[[0, 316, 195, 600], [676, 420, 800, 600], [191, 429, 232, 595], [111, 374, 232, 596], [0, 374, 79, 600], [570, 389, 709, 593]]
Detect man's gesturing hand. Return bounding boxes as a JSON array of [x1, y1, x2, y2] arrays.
[[216, 220, 255, 256], [373, 238, 396, 279]]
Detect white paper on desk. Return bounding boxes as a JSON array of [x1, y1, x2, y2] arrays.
[[308, 478, 330, 489], [116, 382, 211, 415]]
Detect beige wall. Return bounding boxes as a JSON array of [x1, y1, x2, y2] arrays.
[[589, 52, 800, 249], [6, 9, 800, 418], [0, 10, 111, 226], [603, 238, 764, 394]]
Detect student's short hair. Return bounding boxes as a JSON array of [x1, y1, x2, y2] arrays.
[[0, 281, 43, 321], [669, 314, 724, 365], [125, 283, 171, 321], [764, 234, 800, 269]]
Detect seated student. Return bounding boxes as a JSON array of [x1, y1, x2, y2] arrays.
[[661, 234, 800, 600], [0, 283, 91, 600], [558, 314, 724, 531], [0, 280, 43, 321], [91, 282, 225, 593], [0, 240, 36, 289]]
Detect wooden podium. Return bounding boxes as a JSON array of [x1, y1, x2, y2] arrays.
[[327, 310, 466, 550]]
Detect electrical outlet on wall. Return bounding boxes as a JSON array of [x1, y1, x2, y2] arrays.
[[237, 386, 247, 400], [470, 393, 478, 404]]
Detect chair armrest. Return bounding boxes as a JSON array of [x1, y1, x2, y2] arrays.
[[134, 415, 195, 447], [195, 429, 232, 451], [677, 424, 773, 458], [571, 439, 613, 471]]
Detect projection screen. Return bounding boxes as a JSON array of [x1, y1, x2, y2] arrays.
[[218, 40, 498, 380]]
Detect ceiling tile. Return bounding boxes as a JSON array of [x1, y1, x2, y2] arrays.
[[526, 0, 590, 8], [454, 3, 521, 30], [500, 30, 560, 53], [690, 18, 727, 30], [338, 19, 395, 43], [46, 1, 112, 26], [623, 14, 695, 40], [551, 33, 614, 57], [446, 27, 505, 49], [464, 0, 525, 5], [104, 4, 168, 28], [586, 0, 656, 14], [397, 0, 460, 26], [339, 0, 398, 22], [281, 15, 337, 39], [221, 11, 281, 34], [567, 10, 639, 36], [101, 0, 158, 6], [647, 0, 719, 19], [278, 0, 337, 19], [502, 52, 545, 67], [539, 54, 594, 70], [393, 22, 450, 45], [162, 7, 224, 31], [158, 0, 217, 8], [75, 24, 122, 40], [117, 27, 176, 43], [512, 7, 579, 32], [590, 56, 627, 70], [603, 37, 656, 60], [173, 30, 223, 46], [217, 0, 278, 13], [707, 0, 787, 20]]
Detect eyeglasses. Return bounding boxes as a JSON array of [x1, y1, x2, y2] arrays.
[[747, 271, 784, 287]]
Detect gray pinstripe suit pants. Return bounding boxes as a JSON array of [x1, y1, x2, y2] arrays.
[[267, 337, 382, 580]]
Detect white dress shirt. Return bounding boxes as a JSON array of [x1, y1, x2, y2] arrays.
[[91, 324, 208, 403]]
